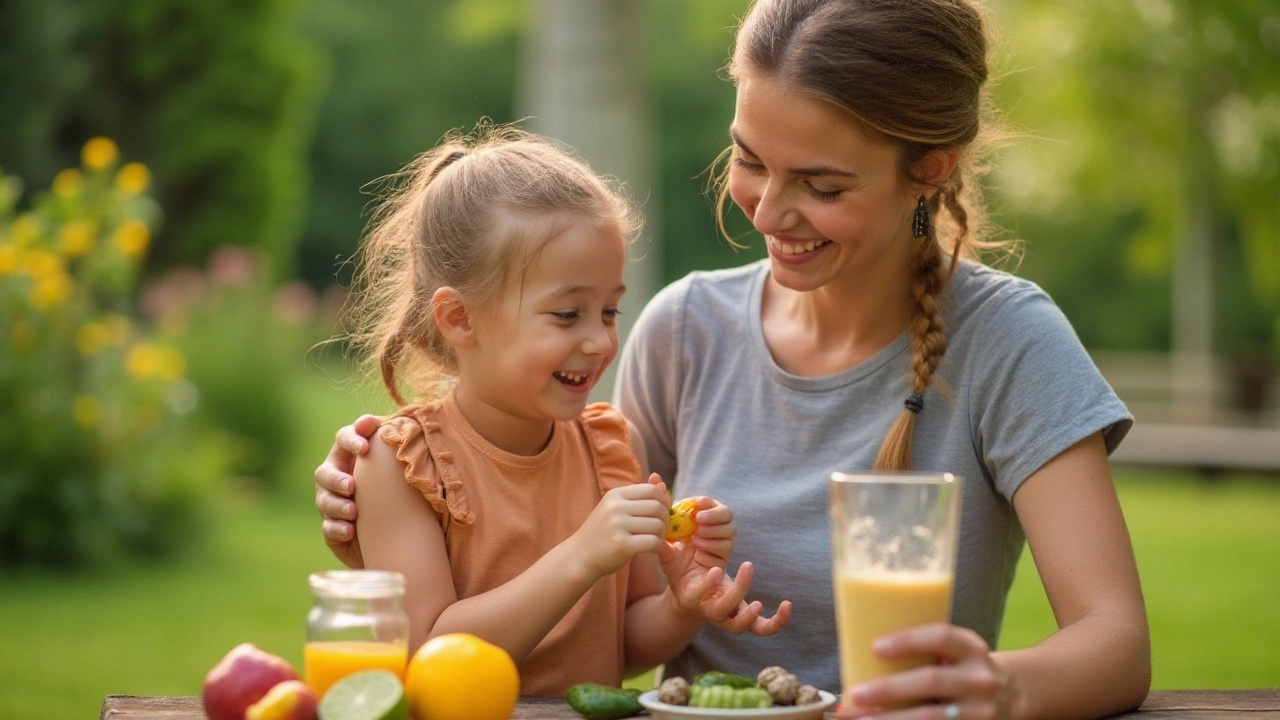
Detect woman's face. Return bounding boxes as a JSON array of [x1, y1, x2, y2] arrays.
[[727, 72, 919, 294]]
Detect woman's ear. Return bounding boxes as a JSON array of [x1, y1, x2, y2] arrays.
[[432, 286, 475, 348], [916, 148, 959, 190]]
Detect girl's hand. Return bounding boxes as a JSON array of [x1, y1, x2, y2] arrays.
[[571, 481, 670, 579], [314, 414, 383, 568], [655, 484, 792, 637], [836, 622, 1010, 720]]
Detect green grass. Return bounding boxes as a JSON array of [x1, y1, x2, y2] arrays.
[[3, 365, 1278, 718]]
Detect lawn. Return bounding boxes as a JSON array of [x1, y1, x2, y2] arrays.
[[3, 365, 1278, 719]]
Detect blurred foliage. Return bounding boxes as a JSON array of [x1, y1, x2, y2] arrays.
[[0, 140, 232, 567], [140, 246, 342, 488], [0, 0, 320, 278], [988, 0, 1280, 359]]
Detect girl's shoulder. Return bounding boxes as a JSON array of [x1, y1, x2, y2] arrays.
[[579, 402, 642, 490]]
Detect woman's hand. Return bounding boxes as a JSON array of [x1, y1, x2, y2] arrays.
[[314, 414, 383, 568], [835, 622, 1009, 720]]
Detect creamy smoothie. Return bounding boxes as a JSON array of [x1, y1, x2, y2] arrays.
[[834, 569, 953, 696]]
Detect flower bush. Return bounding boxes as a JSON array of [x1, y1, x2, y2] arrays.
[[0, 139, 231, 567]]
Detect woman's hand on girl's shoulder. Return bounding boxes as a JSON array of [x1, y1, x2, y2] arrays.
[[315, 413, 385, 569]]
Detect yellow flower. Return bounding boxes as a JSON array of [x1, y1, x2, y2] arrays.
[[103, 313, 131, 345], [76, 322, 110, 355], [9, 214, 41, 245], [20, 248, 64, 280], [155, 346, 186, 380], [126, 342, 160, 379], [0, 243, 17, 275], [29, 272, 72, 309], [82, 137, 119, 171], [116, 162, 151, 194], [73, 395, 101, 428], [58, 222, 97, 258], [53, 169, 83, 198], [113, 220, 150, 259]]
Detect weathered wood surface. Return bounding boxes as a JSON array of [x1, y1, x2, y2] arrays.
[[101, 688, 1280, 719]]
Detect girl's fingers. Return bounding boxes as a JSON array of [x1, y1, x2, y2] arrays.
[[321, 518, 354, 543], [745, 599, 792, 636]]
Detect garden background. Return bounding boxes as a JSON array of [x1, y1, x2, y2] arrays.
[[2, 1, 1278, 718]]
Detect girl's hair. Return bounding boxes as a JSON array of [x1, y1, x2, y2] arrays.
[[344, 124, 640, 405], [717, 0, 1017, 471]]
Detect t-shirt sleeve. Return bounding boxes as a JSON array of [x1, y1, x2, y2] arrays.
[[612, 279, 687, 485], [378, 410, 475, 525], [580, 403, 643, 494], [968, 286, 1133, 500]]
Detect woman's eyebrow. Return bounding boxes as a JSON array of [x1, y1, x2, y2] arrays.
[[730, 126, 858, 179]]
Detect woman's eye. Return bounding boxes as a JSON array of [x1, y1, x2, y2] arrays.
[[806, 184, 844, 202], [732, 155, 765, 173]]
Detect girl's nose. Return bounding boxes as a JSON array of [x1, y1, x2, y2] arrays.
[[581, 323, 616, 356]]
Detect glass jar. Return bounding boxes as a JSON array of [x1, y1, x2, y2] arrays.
[[304, 569, 410, 697]]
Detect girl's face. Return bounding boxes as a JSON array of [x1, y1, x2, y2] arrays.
[[459, 217, 626, 448], [727, 71, 919, 294]]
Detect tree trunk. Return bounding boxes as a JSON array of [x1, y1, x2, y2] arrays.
[[517, 0, 660, 402]]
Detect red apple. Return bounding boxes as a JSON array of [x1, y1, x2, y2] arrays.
[[245, 680, 318, 720], [201, 643, 299, 720]]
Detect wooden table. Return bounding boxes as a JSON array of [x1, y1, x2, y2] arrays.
[[101, 689, 1280, 719]]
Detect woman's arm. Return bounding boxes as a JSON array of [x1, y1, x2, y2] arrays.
[[847, 432, 1150, 720], [994, 431, 1151, 719]]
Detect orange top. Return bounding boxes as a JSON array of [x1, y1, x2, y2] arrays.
[[378, 394, 641, 695]]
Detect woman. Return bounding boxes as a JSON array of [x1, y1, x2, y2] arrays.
[[315, 1, 1150, 717]]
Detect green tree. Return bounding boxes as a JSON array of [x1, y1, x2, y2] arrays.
[[0, 0, 320, 278], [989, 0, 1280, 360]]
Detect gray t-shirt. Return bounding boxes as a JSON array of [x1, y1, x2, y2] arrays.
[[613, 259, 1132, 692]]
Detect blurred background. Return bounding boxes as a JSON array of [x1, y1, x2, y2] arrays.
[[1, 0, 1277, 717]]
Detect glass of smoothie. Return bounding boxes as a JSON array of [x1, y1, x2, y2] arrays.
[[828, 471, 962, 710]]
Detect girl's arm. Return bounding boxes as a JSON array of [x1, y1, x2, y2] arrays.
[[847, 432, 1150, 720], [356, 431, 670, 664]]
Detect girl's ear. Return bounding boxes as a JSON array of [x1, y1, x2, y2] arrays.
[[432, 286, 475, 348]]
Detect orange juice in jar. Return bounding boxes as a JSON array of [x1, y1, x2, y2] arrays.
[[305, 570, 410, 697]]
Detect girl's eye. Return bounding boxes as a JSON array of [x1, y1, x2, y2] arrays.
[[806, 184, 844, 202], [550, 311, 579, 321], [603, 308, 622, 324]]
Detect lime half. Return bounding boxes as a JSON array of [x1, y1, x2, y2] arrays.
[[318, 669, 409, 720]]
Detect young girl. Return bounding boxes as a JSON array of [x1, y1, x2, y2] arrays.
[[339, 125, 790, 696]]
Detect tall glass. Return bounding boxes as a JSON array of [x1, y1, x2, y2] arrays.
[[829, 472, 962, 708]]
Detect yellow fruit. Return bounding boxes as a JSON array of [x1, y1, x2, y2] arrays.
[[404, 633, 518, 720], [666, 498, 699, 541]]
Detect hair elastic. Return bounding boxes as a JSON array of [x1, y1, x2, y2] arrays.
[[904, 391, 924, 414]]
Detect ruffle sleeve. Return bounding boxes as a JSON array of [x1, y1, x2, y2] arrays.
[[378, 407, 476, 525], [580, 402, 642, 494]]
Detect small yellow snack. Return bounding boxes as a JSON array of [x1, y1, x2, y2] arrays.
[[666, 498, 699, 541]]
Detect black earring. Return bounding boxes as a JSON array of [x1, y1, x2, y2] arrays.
[[912, 195, 929, 238]]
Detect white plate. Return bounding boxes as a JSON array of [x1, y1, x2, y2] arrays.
[[638, 689, 837, 720]]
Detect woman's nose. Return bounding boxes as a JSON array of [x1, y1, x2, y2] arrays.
[[750, 183, 796, 235]]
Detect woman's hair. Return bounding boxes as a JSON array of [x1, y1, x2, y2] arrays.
[[343, 123, 640, 405], [718, 0, 1016, 471]]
